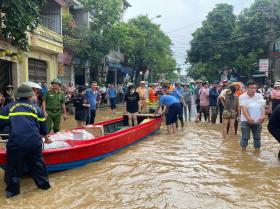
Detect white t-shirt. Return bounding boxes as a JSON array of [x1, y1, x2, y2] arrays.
[[239, 92, 265, 122]]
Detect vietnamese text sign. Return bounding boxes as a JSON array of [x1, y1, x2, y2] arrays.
[[259, 59, 269, 72]]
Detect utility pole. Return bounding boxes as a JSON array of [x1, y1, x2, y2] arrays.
[[269, 0, 277, 83]]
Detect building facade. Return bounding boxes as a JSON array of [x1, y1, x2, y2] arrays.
[[58, 0, 132, 86], [0, 0, 65, 89]]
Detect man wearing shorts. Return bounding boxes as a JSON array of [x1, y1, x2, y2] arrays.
[[155, 91, 180, 135]]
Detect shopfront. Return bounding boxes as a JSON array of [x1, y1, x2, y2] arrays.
[[0, 59, 13, 88]]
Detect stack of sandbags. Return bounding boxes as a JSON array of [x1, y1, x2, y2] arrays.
[[49, 130, 94, 141], [84, 125, 104, 138], [43, 141, 71, 150], [72, 129, 94, 140]]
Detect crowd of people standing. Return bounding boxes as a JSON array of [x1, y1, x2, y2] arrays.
[[2, 77, 280, 199], [157, 79, 280, 157]]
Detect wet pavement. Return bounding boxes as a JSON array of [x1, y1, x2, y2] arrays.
[[0, 107, 279, 209]]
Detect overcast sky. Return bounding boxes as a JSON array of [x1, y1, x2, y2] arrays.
[[124, 0, 254, 68]]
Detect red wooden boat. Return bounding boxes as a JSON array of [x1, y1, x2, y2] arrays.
[[0, 115, 161, 172]]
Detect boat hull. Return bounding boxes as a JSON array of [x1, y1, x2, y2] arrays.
[[0, 117, 161, 172]]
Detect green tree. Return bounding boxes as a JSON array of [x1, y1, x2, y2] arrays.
[[63, 0, 125, 79], [0, 0, 45, 50], [115, 16, 177, 82], [187, 3, 236, 80], [187, 0, 280, 81], [231, 0, 280, 76]]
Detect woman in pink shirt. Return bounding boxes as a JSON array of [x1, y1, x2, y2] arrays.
[[271, 82, 280, 111], [195, 82, 210, 122]]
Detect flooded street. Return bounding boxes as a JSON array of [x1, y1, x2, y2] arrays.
[[0, 107, 279, 209]]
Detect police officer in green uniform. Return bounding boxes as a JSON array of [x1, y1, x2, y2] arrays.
[[42, 79, 67, 133]]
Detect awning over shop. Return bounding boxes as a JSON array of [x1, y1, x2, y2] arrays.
[[106, 61, 133, 76]]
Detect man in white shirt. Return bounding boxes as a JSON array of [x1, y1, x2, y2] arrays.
[[239, 80, 265, 151]]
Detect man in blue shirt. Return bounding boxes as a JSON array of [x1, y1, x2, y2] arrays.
[[40, 81, 48, 97], [156, 91, 180, 135], [0, 85, 51, 198], [209, 81, 220, 124], [170, 82, 186, 127], [85, 81, 99, 124], [107, 83, 117, 114]]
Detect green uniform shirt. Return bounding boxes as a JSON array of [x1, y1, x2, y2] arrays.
[[43, 90, 66, 111]]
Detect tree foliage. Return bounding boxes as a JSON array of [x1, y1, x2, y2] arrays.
[[0, 0, 45, 50], [63, 2, 177, 82], [114, 15, 177, 82], [63, 0, 124, 67], [187, 0, 280, 80], [187, 3, 236, 81]]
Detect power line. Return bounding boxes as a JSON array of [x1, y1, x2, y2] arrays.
[[176, 29, 278, 50], [166, 0, 253, 34], [172, 30, 280, 61], [190, 31, 279, 49]]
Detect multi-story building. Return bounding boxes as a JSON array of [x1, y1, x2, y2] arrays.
[[0, 40, 19, 88], [0, 0, 65, 88], [58, 0, 132, 85]]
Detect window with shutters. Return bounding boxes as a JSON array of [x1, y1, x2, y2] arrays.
[[28, 59, 47, 83], [40, 0, 62, 34]]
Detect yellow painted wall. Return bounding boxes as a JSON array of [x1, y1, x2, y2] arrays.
[[20, 50, 58, 84], [62, 6, 69, 16], [22, 25, 64, 85]]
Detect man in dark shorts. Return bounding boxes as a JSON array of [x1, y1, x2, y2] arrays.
[[155, 91, 180, 135], [124, 84, 140, 127], [72, 86, 90, 127]]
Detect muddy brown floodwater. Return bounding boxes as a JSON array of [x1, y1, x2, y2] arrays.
[[0, 107, 279, 209]]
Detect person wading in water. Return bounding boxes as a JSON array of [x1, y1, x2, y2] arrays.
[[0, 85, 51, 198]]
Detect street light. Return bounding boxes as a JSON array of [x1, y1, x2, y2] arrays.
[[150, 15, 162, 21]]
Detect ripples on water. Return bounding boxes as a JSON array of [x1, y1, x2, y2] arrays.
[[0, 120, 279, 209]]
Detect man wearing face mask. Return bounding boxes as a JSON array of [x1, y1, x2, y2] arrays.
[[125, 84, 140, 127]]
